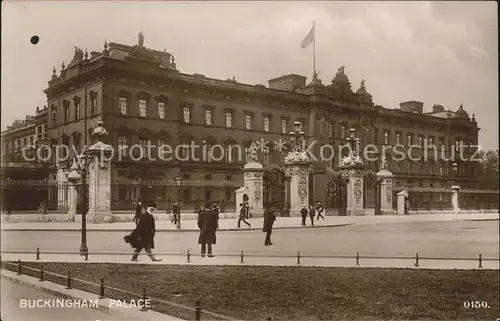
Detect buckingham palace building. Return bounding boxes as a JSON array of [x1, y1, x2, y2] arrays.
[[3, 34, 480, 212]]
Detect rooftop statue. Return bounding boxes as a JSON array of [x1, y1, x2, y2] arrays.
[[138, 31, 144, 46]]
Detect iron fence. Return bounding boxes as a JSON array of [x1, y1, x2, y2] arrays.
[[111, 179, 240, 213], [1, 249, 497, 269], [459, 190, 499, 210], [0, 179, 74, 213]]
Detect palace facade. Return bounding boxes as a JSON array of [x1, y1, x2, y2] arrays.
[[3, 34, 480, 210]]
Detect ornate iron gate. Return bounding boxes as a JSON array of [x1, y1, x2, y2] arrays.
[[263, 167, 289, 217], [363, 172, 377, 212], [326, 172, 348, 216]]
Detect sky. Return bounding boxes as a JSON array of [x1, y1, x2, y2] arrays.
[[1, 1, 498, 150]]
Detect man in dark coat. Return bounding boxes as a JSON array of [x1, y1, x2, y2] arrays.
[[133, 200, 142, 225], [126, 205, 161, 262], [263, 206, 276, 246], [198, 203, 218, 257], [172, 201, 179, 224], [308, 205, 315, 227], [300, 206, 308, 226], [316, 202, 325, 220]]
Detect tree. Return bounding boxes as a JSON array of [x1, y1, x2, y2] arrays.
[[477, 149, 499, 190]]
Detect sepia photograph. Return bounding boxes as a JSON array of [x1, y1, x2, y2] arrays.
[[1, 1, 498, 320]]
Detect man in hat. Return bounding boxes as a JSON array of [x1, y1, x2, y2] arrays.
[[133, 199, 143, 225], [263, 205, 276, 246], [198, 202, 218, 257], [126, 204, 161, 262]]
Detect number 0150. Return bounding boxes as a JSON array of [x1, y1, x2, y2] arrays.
[[463, 301, 490, 308]]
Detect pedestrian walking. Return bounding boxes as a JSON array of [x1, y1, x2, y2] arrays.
[[308, 205, 315, 226], [237, 203, 251, 228], [300, 206, 308, 226], [198, 202, 218, 257], [133, 200, 142, 225], [172, 201, 179, 225], [263, 205, 276, 246], [316, 202, 325, 220], [125, 205, 161, 262]]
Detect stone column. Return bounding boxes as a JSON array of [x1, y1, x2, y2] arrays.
[[56, 167, 66, 211], [243, 162, 264, 218], [376, 165, 394, 215], [87, 156, 112, 223], [85, 120, 114, 223], [340, 165, 365, 216], [282, 154, 312, 217], [397, 191, 408, 215], [450, 185, 461, 213], [67, 182, 78, 221]]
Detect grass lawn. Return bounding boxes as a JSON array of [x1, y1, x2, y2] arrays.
[[4, 262, 499, 321]]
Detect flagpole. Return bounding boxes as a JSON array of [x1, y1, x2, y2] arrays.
[[313, 21, 316, 75]]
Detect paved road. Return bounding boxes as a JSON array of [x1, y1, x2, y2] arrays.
[[0, 278, 136, 321], [2, 220, 498, 259]]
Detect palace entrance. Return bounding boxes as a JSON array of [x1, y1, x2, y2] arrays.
[[263, 167, 290, 217], [325, 170, 348, 216]]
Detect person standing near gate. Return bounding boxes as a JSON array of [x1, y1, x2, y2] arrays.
[[316, 202, 325, 220], [133, 200, 143, 225], [125, 205, 161, 262], [300, 206, 308, 226], [198, 202, 218, 257], [308, 205, 315, 226], [263, 205, 276, 246]]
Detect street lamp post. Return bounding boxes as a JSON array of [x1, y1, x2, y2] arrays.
[[68, 153, 93, 256], [221, 180, 226, 213], [175, 176, 182, 230], [289, 121, 305, 152], [450, 162, 458, 187]]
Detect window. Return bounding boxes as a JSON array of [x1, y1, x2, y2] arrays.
[[245, 146, 250, 163], [263, 147, 270, 165], [203, 141, 212, 161], [64, 103, 70, 123], [407, 134, 413, 147], [157, 102, 166, 119], [139, 99, 147, 117], [157, 138, 167, 158], [263, 116, 270, 132], [328, 124, 333, 138], [245, 114, 252, 130], [225, 187, 232, 201], [205, 109, 212, 125], [225, 112, 232, 128], [281, 119, 287, 134], [396, 133, 401, 145], [428, 136, 434, 148], [204, 188, 212, 201], [439, 163, 444, 176], [439, 137, 445, 151], [119, 97, 127, 115], [74, 100, 80, 120], [418, 136, 424, 148], [384, 131, 389, 145], [341, 126, 346, 139], [183, 106, 191, 123], [138, 138, 149, 158], [365, 128, 370, 143], [73, 135, 81, 153], [117, 135, 128, 157], [91, 95, 97, 115], [182, 189, 192, 201]]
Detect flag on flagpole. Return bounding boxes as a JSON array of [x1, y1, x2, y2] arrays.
[[301, 23, 315, 48]]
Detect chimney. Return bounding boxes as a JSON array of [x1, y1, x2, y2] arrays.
[[432, 104, 444, 113], [268, 74, 307, 91]]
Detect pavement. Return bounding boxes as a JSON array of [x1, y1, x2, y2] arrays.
[[1, 268, 183, 321], [1, 212, 498, 232]]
